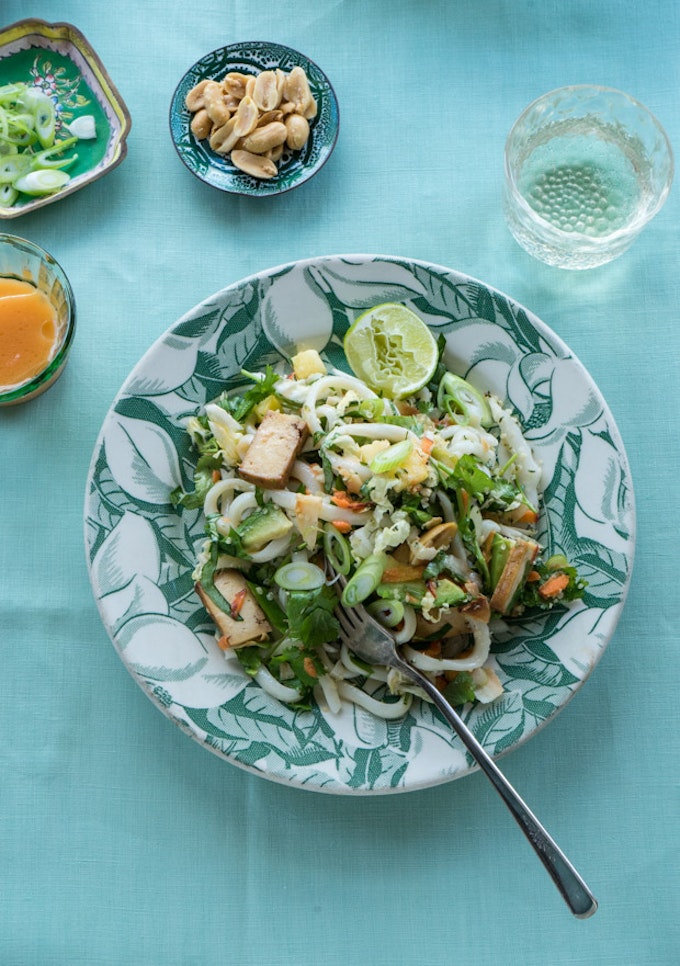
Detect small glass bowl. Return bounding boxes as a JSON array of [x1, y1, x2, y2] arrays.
[[0, 234, 76, 406]]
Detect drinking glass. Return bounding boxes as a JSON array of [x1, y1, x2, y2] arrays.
[[503, 85, 673, 269]]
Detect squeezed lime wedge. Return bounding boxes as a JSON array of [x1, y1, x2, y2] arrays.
[[343, 303, 439, 398]]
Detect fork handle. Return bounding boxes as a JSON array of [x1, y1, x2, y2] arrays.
[[412, 671, 597, 918]]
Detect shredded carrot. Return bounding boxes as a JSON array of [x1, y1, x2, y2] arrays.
[[231, 589, 247, 616], [420, 437, 434, 455], [423, 640, 442, 658], [216, 635, 230, 651], [331, 490, 371, 511], [303, 657, 318, 678], [331, 519, 352, 533], [538, 572, 570, 598], [515, 507, 538, 524], [212, 469, 221, 483]]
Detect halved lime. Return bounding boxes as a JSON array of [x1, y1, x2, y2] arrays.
[[343, 303, 439, 398]]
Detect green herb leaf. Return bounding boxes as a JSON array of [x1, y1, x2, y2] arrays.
[[270, 644, 323, 688], [442, 671, 477, 707], [235, 646, 263, 676], [219, 366, 280, 422], [286, 585, 339, 648]]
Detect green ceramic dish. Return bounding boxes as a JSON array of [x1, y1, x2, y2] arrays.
[[84, 254, 635, 794], [0, 19, 131, 218], [169, 41, 339, 197]]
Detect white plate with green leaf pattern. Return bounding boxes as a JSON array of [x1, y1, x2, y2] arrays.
[[84, 254, 635, 794]]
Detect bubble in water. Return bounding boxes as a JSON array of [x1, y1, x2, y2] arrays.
[[518, 133, 641, 238]]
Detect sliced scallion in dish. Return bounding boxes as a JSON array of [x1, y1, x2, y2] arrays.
[[0, 83, 94, 207]]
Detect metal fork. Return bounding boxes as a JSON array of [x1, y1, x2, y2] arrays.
[[334, 588, 598, 919]]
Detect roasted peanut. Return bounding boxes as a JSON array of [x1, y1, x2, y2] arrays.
[[205, 98, 231, 128], [231, 149, 278, 179], [266, 143, 284, 162], [201, 81, 231, 128], [190, 108, 212, 140], [233, 95, 259, 137], [185, 65, 318, 180], [222, 72, 249, 99], [284, 113, 310, 151], [302, 96, 318, 120], [256, 110, 284, 127], [209, 117, 240, 155], [223, 94, 242, 113], [283, 66, 312, 114], [253, 70, 281, 112], [242, 121, 288, 155], [185, 79, 210, 112]]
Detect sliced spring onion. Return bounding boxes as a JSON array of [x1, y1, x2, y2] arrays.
[[13, 169, 70, 196], [0, 82, 93, 208], [32, 137, 78, 169], [369, 438, 413, 474], [323, 523, 351, 575], [274, 561, 326, 592], [68, 114, 96, 139], [366, 599, 404, 628], [341, 551, 388, 607], [0, 184, 18, 207], [0, 83, 26, 105], [0, 154, 31, 184], [437, 373, 492, 428], [3, 112, 37, 147], [32, 95, 56, 149]]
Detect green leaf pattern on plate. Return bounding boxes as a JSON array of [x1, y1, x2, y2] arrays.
[[84, 255, 635, 794]]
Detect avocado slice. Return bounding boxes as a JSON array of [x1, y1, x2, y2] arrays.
[[236, 503, 293, 553]]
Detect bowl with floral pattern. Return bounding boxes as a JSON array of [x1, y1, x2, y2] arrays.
[[0, 19, 131, 218]]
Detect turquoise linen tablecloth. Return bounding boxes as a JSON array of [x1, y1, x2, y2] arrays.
[[1, 1, 678, 963]]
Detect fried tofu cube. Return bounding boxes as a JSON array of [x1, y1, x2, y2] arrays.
[[238, 410, 308, 489], [196, 569, 271, 648]]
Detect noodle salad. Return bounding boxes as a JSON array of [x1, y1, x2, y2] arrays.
[[171, 343, 584, 719]]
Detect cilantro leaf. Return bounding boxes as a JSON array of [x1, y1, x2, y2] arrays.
[[518, 562, 587, 611], [442, 671, 476, 707], [219, 366, 280, 422], [270, 644, 323, 689], [286, 585, 339, 648], [235, 646, 263, 677]]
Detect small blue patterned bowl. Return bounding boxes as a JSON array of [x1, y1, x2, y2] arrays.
[[169, 41, 339, 198]]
